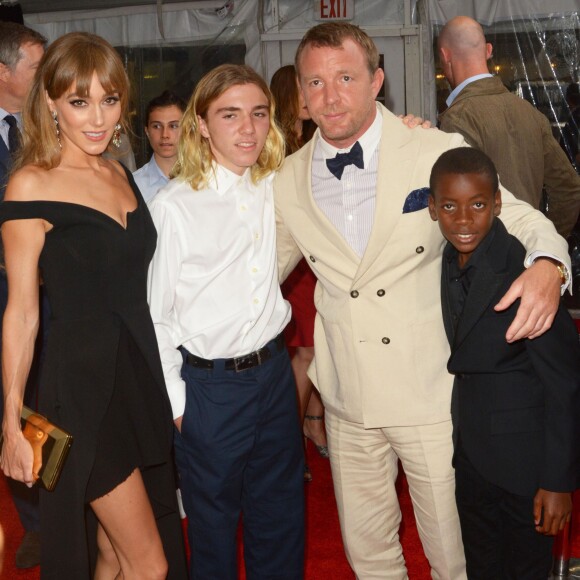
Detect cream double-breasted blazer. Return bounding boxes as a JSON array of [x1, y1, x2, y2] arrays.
[[274, 104, 569, 429]]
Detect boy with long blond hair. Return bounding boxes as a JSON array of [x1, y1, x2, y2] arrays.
[[147, 64, 304, 579]]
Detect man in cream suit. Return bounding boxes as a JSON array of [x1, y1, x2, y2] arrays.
[[274, 22, 571, 580]]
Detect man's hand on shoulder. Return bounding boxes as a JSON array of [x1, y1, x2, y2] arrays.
[[398, 113, 433, 129], [495, 258, 563, 342]]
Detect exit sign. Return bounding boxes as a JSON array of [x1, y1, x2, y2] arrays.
[[315, 0, 355, 20]]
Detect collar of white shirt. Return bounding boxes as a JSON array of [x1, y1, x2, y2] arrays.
[[210, 163, 253, 196], [316, 102, 383, 167], [147, 155, 168, 184]]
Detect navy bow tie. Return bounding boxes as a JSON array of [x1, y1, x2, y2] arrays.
[[326, 141, 364, 179]]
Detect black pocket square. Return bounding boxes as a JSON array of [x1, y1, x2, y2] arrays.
[[402, 187, 430, 213]]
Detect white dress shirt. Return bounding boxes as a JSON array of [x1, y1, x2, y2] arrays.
[[133, 155, 169, 203], [312, 104, 382, 257], [147, 164, 291, 419]]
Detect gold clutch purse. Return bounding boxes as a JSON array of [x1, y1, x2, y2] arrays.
[[0, 406, 73, 491]]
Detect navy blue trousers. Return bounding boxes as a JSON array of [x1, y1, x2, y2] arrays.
[[174, 338, 305, 580]]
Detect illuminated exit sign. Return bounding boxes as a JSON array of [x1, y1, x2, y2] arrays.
[[315, 0, 355, 20]]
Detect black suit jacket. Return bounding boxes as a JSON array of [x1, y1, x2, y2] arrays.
[[441, 219, 580, 497]]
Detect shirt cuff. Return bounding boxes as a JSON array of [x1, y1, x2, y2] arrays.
[[165, 377, 186, 420], [526, 251, 572, 295]]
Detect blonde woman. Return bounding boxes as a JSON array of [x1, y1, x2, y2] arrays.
[[0, 32, 187, 579]]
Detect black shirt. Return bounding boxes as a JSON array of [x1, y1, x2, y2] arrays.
[[442, 219, 499, 340]]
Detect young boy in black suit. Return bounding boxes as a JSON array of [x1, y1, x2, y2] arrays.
[[428, 147, 580, 580]]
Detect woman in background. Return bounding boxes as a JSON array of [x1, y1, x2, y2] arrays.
[[271, 64, 328, 482], [0, 32, 186, 579]]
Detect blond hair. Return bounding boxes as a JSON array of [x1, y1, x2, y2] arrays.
[[15, 32, 130, 171], [174, 64, 284, 190]]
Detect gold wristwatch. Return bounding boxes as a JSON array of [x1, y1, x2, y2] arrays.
[[555, 263, 569, 285], [545, 258, 569, 285]]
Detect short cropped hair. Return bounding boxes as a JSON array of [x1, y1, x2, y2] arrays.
[[295, 22, 379, 77], [0, 21, 46, 69], [145, 90, 187, 125], [175, 64, 285, 190], [429, 147, 499, 196]]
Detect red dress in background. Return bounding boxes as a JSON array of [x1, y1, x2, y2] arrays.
[[282, 258, 317, 348]]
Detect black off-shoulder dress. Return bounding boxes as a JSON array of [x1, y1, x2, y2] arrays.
[[0, 168, 187, 579]]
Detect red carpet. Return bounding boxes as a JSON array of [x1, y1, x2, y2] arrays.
[[1, 445, 578, 579]]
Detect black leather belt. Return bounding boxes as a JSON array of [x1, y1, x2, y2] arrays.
[[184, 334, 285, 372]]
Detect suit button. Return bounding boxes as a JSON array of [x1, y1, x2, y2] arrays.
[[416, 246, 424, 254], [350, 290, 359, 298], [377, 289, 385, 297], [382, 337, 390, 344], [309, 255, 316, 262]]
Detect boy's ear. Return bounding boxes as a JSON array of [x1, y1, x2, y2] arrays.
[[428, 195, 438, 221], [197, 114, 210, 139], [493, 189, 502, 216]]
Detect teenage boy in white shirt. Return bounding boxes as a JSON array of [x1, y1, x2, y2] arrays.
[[147, 64, 304, 580]]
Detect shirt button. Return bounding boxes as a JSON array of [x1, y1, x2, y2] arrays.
[[416, 246, 424, 254], [255, 233, 260, 239], [253, 298, 259, 304], [240, 205, 247, 211], [382, 337, 391, 345], [309, 256, 316, 263], [377, 289, 385, 297], [347, 214, 353, 221], [251, 267, 258, 273], [350, 290, 359, 298]]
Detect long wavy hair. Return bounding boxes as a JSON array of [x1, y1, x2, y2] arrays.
[[14, 32, 130, 171], [270, 65, 302, 155], [174, 64, 285, 190]]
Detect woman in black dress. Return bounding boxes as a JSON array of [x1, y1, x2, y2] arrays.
[[0, 33, 187, 579]]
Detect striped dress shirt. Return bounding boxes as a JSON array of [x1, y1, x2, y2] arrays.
[[311, 105, 383, 258]]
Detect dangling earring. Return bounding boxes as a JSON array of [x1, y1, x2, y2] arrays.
[[112, 123, 122, 149], [52, 110, 62, 149]]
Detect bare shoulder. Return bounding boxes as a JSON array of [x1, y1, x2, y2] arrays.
[[5, 165, 51, 202], [105, 158, 129, 181]]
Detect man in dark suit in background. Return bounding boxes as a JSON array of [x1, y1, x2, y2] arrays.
[[437, 16, 580, 239], [0, 20, 46, 569], [429, 147, 580, 579]]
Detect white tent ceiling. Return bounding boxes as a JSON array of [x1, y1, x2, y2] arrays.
[[16, 0, 216, 12]]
